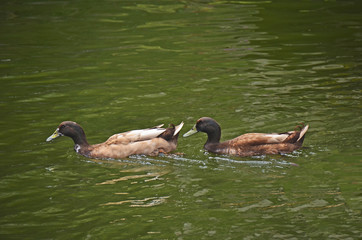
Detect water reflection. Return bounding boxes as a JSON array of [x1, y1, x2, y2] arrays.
[[210, 156, 299, 167], [97, 169, 169, 185], [102, 196, 170, 207], [90, 159, 171, 207]]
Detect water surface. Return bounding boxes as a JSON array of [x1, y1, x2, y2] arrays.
[[0, 0, 361, 239]]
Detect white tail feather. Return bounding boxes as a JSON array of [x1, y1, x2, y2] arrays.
[[297, 125, 309, 142], [174, 122, 184, 136]]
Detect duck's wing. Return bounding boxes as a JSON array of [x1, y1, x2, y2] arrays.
[[227, 124, 309, 146], [105, 125, 166, 145], [227, 133, 290, 146]]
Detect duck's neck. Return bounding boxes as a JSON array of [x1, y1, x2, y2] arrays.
[[205, 124, 221, 144], [72, 134, 90, 156], [70, 131, 89, 147]]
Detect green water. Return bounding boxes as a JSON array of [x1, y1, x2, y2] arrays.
[[1, 0, 361, 239]]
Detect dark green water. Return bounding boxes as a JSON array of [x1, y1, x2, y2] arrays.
[[1, 0, 361, 239]]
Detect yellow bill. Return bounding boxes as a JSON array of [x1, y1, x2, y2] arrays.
[[46, 128, 63, 142], [183, 125, 198, 137]]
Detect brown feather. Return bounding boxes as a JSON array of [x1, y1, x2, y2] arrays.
[[185, 117, 309, 157], [46, 121, 183, 159]]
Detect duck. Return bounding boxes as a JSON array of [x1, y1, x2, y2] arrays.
[[183, 117, 309, 157], [46, 121, 184, 159]]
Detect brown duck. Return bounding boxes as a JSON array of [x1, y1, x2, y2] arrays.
[[46, 121, 184, 159], [183, 117, 309, 157]]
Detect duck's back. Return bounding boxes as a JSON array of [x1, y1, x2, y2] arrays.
[[204, 128, 308, 157]]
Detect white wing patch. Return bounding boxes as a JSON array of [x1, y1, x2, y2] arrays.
[[106, 128, 166, 144], [263, 133, 289, 143], [133, 128, 167, 140]]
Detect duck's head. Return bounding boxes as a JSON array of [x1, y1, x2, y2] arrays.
[[183, 117, 221, 143], [46, 121, 88, 145]]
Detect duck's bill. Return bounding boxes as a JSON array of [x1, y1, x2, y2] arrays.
[[46, 129, 62, 142], [183, 125, 198, 137]]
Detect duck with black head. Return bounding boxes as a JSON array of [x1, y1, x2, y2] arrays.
[[183, 117, 309, 157], [46, 121, 184, 159]]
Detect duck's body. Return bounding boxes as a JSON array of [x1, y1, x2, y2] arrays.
[[183, 117, 309, 157], [47, 121, 184, 159]]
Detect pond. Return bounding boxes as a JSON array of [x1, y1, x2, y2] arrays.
[[0, 0, 361, 239]]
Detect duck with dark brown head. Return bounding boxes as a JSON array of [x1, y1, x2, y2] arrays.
[[183, 117, 309, 157]]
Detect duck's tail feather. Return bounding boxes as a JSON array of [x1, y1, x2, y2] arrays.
[[173, 121, 184, 136], [297, 124, 309, 142], [158, 121, 184, 142]]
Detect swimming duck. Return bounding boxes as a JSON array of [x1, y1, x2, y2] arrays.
[[183, 117, 309, 157], [46, 121, 184, 159]]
